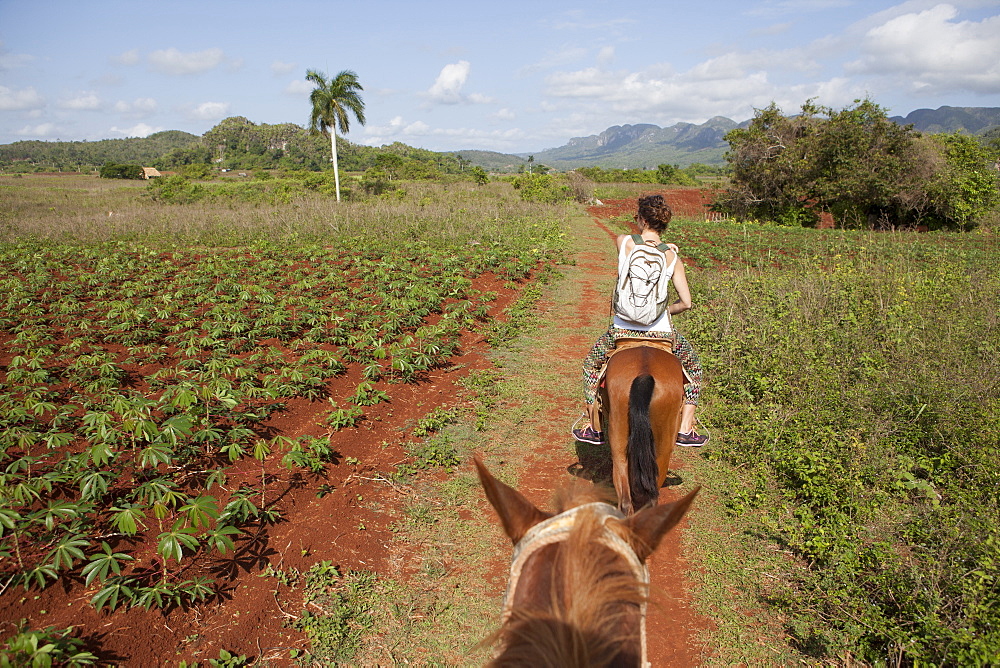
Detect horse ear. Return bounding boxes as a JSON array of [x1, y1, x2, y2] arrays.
[[621, 486, 699, 562], [474, 457, 551, 545]]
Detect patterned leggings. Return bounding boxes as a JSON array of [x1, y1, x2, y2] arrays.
[[582, 325, 703, 405]]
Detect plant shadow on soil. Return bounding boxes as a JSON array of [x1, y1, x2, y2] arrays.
[[568, 440, 684, 488]]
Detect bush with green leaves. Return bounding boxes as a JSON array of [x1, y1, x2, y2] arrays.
[[470, 166, 489, 186], [99, 162, 144, 180], [718, 98, 1000, 230], [509, 173, 566, 203], [575, 164, 697, 186]]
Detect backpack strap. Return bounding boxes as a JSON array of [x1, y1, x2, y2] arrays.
[[631, 235, 672, 254]]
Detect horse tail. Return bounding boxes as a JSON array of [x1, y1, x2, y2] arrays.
[[628, 374, 659, 510]]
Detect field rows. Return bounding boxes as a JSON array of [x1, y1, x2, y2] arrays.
[[0, 228, 563, 619]]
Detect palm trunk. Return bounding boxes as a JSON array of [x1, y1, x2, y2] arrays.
[[331, 130, 341, 202]]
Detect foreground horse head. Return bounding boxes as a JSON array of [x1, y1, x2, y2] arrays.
[[601, 343, 685, 515], [475, 457, 698, 667]]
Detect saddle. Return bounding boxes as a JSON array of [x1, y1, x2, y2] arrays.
[[612, 337, 675, 356]]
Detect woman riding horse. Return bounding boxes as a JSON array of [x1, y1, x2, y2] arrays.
[[575, 194, 707, 448]]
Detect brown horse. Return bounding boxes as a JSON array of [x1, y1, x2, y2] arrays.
[[475, 457, 698, 667], [600, 343, 686, 515]]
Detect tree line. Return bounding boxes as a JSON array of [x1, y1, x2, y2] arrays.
[[0, 118, 489, 181], [0, 131, 198, 172]]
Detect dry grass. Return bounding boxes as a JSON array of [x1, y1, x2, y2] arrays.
[[0, 174, 572, 245]]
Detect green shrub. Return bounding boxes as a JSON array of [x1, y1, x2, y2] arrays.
[[179, 164, 212, 180], [396, 433, 461, 479], [99, 162, 144, 179], [510, 173, 565, 203], [145, 174, 205, 203], [470, 166, 489, 186]]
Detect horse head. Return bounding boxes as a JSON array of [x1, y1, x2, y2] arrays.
[[475, 457, 698, 666]]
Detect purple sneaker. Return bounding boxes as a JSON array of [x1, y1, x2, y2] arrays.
[[676, 430, 709, 447], [573, 425, 605, 445]]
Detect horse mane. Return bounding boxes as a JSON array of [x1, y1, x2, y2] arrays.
[[486, 483, 647, 667]]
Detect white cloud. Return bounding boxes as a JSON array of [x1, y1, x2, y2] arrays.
[[468, 92, 496, 104], [493, 108, 516, 121], [403, 120, 431, 135], [114, 97, 157, 117], [542, 55, 864, 128], [285, 79, 314, 96], [110, 123, 163, 138], [546, 67, 621, 98], [428, 61, 471, 104], [754, 21, 794, 36], [690, 48, 819, 79], [363, 116, 526, 151], [0, 41, 34, 71], [114, 49, 140, 66], [0, 85, 44, 111], [271, 60, 296, 76], [365, 115, 424, 137], [597, 46, 615, 65], [424, 61, 494, 105], [189, 101, 230, 120], [149, 47, 225, 75], [59, 91, 102, 110], [848, 4, 1000, 94], [16, 122, 58, 138]]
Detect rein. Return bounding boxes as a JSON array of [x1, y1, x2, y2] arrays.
[[500, 502, 651, 667]]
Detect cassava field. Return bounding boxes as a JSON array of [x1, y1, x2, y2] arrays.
[[1, 172, 998, 666]]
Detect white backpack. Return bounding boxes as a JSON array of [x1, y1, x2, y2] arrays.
[[613, 234, 676, 326]]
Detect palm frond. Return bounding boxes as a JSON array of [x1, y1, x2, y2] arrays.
[[304, 68, 366, 137]]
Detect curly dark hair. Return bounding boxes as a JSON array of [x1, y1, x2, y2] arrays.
[[636, 195, 673, 232]]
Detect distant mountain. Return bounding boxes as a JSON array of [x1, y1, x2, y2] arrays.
[[889, 106, 1000, 134], [527, 117, 744, 169]]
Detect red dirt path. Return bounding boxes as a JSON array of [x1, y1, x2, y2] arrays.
[[476, 186, 715, 665], [564, 187, 715, 665]]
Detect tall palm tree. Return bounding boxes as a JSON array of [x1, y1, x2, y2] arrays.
[[306, 69, 366, 202]]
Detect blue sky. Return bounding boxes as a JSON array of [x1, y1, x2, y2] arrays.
[[2, 0, 999, 153]]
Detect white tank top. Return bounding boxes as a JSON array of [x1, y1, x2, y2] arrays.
[[612, 237, 677, 333]]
